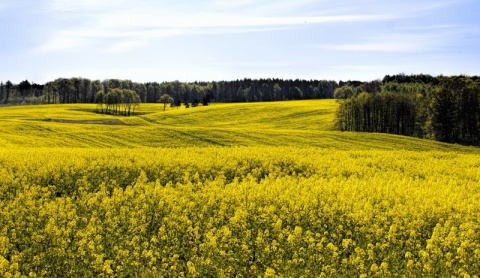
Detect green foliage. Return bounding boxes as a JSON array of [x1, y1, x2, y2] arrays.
[[336, 91, 419, 136], [335, 76, 480, 146], [158, 94, 174, 111], [0, 78, 339, 106], [334, 85, 356, 99], [95, 88, 140, 116]]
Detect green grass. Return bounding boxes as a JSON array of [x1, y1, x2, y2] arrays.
[[0, 100, 478, 152]]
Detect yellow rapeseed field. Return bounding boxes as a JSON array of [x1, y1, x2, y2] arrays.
[[0, 101, 479, 277]]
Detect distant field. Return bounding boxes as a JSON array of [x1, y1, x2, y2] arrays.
[[0, 100, 477, 152], [1, 100, 479, 277]]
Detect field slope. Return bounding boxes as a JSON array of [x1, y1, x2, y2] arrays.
[[1, 100, 479, 277], [0, 100, 478, 152]]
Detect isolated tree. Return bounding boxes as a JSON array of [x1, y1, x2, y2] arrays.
[[159, 93, 173, 111]]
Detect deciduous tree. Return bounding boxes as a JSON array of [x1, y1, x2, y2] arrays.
[[159, 94, 174, 111]]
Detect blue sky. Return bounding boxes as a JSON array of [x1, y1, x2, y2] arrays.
[[1, 0, 479, 84]]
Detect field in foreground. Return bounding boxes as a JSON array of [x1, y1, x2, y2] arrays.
[[1, 101, 479, 277]]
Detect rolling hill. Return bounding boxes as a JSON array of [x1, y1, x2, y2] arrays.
[[1, 100, 480, 276], [0, 100, 477, 153]]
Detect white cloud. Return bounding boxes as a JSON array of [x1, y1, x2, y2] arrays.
[[313, 28, 459, 54], [320, 42, 427, 53], [42, 0, 131, 12], [24, 0, 478, 83], [209, 0, 323, 15], [35, 35, 89, 52], [106, 40, 149, 53], [35, 0, 400, 54], [97, 11, 396, 29], [331, 65, 393, 71]]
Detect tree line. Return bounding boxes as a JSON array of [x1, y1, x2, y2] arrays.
[[335, 74, 480, 146], [0, 78, 338, 106], [3, 74, 479, 146]]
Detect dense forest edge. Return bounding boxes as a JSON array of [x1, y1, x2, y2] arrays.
[[0, 78, 338, 106], [334, 74, 480, 146], [1, 74, 479, 146]]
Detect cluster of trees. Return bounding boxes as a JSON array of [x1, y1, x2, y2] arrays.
[[95, 88, 140, 116], [3, 74, 479, 146], [0, 78, 338, 106], [335, 74, 480, 146]]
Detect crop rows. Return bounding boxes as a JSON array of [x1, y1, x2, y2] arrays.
[[0, 147, 479, 277]]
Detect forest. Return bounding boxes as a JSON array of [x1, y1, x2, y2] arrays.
[[1, 81, 480, 276], [0, 78, 338, 106], [334, 74, 480, 146], [1, 74, 479, 146]]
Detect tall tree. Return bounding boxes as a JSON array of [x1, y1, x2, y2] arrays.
[[159, 94, 173, 111], [91, 80, 103, 103], [4, 80, 12, 104], [81, 78, 92, 103], [0, 82, 4, 103], [95, 90, 105, 113], [55, 78, 74, 103], [72, 77, 81, 103], [429, 83, 459, 143], [18, 80, 32, 100]]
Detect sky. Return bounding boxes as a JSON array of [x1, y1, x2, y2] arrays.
[[0, 0, 479, 84]]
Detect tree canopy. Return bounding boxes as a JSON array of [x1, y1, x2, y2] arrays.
[[334, 75, 480, 146], [95, 88, 140, 116], [158, 94, 174, 111]]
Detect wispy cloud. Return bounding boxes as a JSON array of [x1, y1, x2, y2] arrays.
[[14, 0, 478, 83], [209, 0, 322, 15], [36, 37, 86, 52], [318, 42, 429, 53], [34, 0, 401, 54], [313, 26, 461, 54], [98, 13, 397, 29], [331, 65, 394, 71]]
